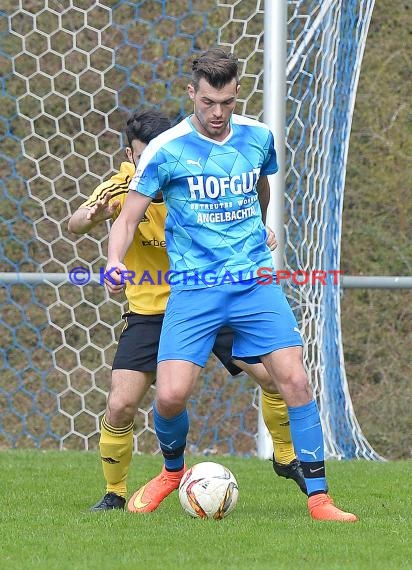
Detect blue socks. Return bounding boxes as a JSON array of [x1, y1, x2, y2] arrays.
[[153, 404, 188, 471], [154, 398, 327, 493], [288, 400, 327, 495]]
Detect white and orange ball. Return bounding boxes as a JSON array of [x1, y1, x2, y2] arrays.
[[178, 461, 238, 520]]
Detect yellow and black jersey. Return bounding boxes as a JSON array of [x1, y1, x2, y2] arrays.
[[80, 162, 169, 315]]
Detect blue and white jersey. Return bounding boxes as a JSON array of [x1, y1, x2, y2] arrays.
[[129, 114, 278, 289]]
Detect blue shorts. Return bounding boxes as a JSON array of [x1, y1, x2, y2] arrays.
[[157, 280, 303, 367]]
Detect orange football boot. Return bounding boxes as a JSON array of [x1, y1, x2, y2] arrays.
[[308, 493, 358, 522], [128, 465, 186, 513]]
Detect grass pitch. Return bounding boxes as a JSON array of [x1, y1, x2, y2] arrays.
[[1, 451, 410, 570]]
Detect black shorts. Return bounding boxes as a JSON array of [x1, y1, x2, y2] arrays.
[[112, 312, 242, 376]]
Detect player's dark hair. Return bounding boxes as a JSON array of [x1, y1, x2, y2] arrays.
[[125, 108, 171, 147], [191, 48, 239, 90]]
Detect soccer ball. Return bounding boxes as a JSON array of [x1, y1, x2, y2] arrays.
[[178, 461, 238, 519]]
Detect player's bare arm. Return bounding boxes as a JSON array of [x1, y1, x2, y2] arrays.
[[256, 175, 277, 251], [68, 192, 120, 234], [257, 175, 270, 224], [105, 190, 153, 290]]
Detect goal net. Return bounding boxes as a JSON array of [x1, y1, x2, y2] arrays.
[[0, 0, 380, 459]]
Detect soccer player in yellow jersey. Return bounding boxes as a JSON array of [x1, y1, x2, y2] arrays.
[[68, 107, 306, 511]]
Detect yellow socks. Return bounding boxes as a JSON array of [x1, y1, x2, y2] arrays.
[[261, 390, 296, 464], [99, 415, 134, 497]]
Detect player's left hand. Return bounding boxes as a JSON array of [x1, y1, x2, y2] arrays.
[[265, 226, 278, 251]]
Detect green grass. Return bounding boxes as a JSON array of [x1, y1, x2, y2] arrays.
[[1, 451, 411, 570]]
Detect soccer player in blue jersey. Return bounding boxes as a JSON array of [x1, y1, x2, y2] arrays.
[[105, 48, 358, 521], [69, 108, 305, 510]]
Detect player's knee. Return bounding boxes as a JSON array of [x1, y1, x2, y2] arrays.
[[106, 398, 135, 426], [290, 368, 309, 387], [156, 389, 187, 418], [280, 371, 312, 404], [291, 374, 311, 394]]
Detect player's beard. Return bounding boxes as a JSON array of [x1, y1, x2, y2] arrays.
[[194, 111, 229, 140]]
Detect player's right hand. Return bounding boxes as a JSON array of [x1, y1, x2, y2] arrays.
[[103, 261, 127, 295], [86, 192, 120, 222]]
